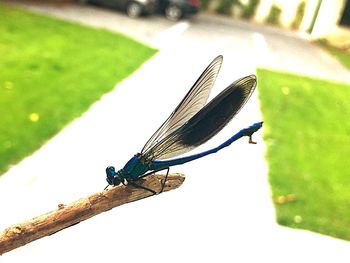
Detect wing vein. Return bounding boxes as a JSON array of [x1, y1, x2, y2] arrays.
[[141, 55, 223, 156]]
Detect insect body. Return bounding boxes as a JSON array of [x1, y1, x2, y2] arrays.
[[106, 55, 263, 193]]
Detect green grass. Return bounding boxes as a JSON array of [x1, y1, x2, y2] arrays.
[[257, 69, 350, 240], [317, 41, 350, 70], [324, 46, 350, 71], [0, 4, 156, 175]]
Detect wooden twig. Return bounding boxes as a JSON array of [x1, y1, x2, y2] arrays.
[[0, 173, 185, 255]]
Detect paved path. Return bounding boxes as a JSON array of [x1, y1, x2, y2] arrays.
[[1, 2, 350, 262]]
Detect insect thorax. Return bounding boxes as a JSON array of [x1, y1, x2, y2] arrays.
[[122, 154, 151, 181]]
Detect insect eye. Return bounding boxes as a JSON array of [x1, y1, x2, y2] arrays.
[[106, 166, 115, 174]]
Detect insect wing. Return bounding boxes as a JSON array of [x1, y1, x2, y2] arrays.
[[144, 75, 257, 160], [141, 55, 223, 156]]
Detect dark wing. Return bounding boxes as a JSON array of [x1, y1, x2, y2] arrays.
[[141, 55, 223, 155], [143, 75, 257, 160]]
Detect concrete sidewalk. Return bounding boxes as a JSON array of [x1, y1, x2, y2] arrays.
[[1, 2, 350, 262]]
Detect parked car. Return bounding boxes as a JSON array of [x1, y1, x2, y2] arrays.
[[157, 0, 200, 20], [80, 0, 156, 18]]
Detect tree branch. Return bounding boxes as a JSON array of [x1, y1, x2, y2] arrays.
[[0, 173, 185, 255]]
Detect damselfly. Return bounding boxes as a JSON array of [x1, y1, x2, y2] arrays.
[[105, 55, 263, 194]]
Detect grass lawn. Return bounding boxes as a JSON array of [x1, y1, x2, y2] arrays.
[[257, 69, 350, 240], [317, 41, 350, 71], [0, 4, 156, 175]]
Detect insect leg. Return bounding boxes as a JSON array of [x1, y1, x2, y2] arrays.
[[159, 167, 170, 194], [137, 167, 169, 180], [128, 180, 157, 195], [129, 167, 170, 195]]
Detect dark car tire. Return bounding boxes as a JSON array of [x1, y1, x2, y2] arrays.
[[165, 4, 183, 21], [126, 2, 143, 18]]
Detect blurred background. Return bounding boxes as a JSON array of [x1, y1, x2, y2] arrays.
[[1, 0, 350, 262]]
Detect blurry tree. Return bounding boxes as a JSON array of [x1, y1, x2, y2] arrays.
[[216, 0, 241, 16], [291, 1, 306, 30], [201, 0, 211, 10], [241, 0, 260, 19], [265, 4, 282, 25]]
